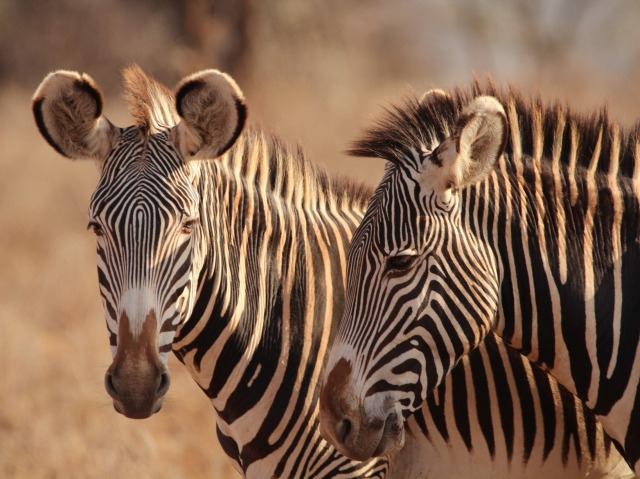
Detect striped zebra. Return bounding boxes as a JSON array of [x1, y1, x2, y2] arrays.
[[319, 82, 640, 476], [32, 65, 385, 479], [32, 67, 629, 478]]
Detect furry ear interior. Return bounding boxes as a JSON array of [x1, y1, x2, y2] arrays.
[[454, 96, 508, 186], [425, 96, 507, 191], [32, 70, 120, 161], [172, 69, 247, 160]]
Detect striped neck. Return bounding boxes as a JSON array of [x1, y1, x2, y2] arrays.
[[448, 101, 640, 467], [478, 141, 640, 406], [172, 128, 384, 477]]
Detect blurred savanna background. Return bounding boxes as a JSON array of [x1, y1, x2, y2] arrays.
[[1, 0, 640, 477]]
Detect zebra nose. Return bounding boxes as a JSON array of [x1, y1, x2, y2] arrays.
[[104, 368, 170, 398], [104, 370, 118, 399], [157, 370, 171, 397], [319, 391, 361, 451], [319, 358, 367, 455], [104, 366, 170, 419]]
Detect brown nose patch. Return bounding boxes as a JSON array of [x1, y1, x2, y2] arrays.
[[107, 310, 166, 418], [321, 358, 353, 416], [113, 311, 162, 370]]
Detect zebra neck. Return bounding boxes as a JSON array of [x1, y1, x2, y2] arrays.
[[481, 150, 640, 413], [173, 145, 373, 475]]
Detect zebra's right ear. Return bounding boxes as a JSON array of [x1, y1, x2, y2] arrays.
[[32, 70, 120, 161], [423, 96, 507, 193], [173, 69, 247, 161]]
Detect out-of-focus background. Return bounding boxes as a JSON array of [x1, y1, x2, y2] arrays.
[[1, 1, 639, 477]]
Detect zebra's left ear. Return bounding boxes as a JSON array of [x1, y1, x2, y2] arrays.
[[172, 69, 247, 160], [424, 96, 507, 192]]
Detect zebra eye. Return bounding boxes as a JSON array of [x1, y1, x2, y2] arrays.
[[180, 218, 198, 235], [386, 254, 417, 272], [88, 221, 104, 237]]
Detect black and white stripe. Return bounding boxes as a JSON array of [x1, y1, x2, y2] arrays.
[[321, 82, 638, 477], [35, 69, 634, 478]]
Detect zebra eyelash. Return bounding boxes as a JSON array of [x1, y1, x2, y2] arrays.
[[385, 253, 419, 272], [87, 220, 104, 237], [180, 217, 199, 234]]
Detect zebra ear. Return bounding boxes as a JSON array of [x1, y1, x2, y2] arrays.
[[427, 96, 507, 191], [173, 69, 247, 160], [32, 70, 120, 161]]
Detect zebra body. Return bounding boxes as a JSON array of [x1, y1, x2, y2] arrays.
[[33, 69, 631, 477], [33, 66, 386, 478], [390, 332, 635, 478], [320, 83, 640, 476]]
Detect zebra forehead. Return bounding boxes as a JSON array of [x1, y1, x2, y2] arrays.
[[97, 129, 192, 184], [122, 64, 179, 135], [90, 169, 198, 224]]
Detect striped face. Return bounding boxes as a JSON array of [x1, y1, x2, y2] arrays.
[[89, 128, 202, 418], [32, 65, 247, 420], [322, 162, 501, 457], [321, 95, 507, 460]]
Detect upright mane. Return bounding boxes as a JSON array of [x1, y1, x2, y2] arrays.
[[119, 65, 372, 211], [221, 127, 373, 212], [123, 65, 179, 134], [350, 79, 640, 179]]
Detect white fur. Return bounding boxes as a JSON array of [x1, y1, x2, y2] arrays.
[[119, 287, 157, 339]]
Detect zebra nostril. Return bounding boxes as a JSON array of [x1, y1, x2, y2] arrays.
[[156, 371, 170, 397], [336, 417, 353, 445], [104, 371, 118, 399]]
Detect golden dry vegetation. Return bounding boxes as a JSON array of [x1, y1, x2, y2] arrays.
[[2, 1, 640, 478]]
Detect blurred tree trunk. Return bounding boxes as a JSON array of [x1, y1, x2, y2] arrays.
[[179, 0, 252, 80]]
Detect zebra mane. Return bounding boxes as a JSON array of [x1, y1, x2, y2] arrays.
[[350, 79, 640, 179], [221, 126, 373, 212], [118, 65, 371, 210], [123, 65, 179, 134]]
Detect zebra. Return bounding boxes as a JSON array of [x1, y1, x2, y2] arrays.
[[319, 82, 640, 476], [32, 67, 630, 478], [32, 65, 386, 479]]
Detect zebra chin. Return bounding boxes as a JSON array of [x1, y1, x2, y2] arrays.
[[107, 385, 167, 420]]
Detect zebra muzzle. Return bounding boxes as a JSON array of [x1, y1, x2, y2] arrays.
[[104, 310, 171, 419], [104, 366, 170, 419], [320, 358, 405, 460]]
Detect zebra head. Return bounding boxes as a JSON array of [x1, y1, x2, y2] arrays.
[[33, 66, 246, 419], [320, 92, 508, 460]]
